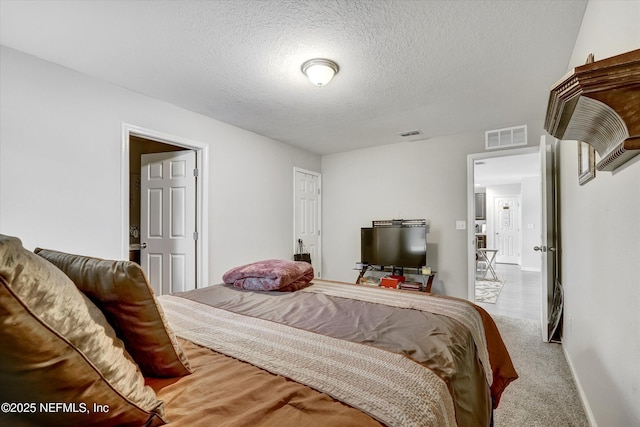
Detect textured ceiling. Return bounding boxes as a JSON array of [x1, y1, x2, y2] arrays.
[[0, 0, 587, 155]]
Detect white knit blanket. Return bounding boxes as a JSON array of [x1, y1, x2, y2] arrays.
[[158, 294, 458, 427], [302, 280, 493, 387]]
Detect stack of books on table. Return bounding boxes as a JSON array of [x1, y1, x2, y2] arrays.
[[399, 282, 422, 292]]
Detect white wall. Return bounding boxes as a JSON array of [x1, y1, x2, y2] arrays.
[[0, 46, 320, 283], [321, 126, 543, 298], [559, 1, 640, 426]]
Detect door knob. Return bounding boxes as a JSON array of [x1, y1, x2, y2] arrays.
[[141, 242, 147, 249], [533, 245, 546, 252]]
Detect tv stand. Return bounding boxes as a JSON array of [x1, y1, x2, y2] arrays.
[[355, 264, 436, 293]]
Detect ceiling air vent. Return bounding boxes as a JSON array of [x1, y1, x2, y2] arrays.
[[398, 130, 422, 138], [397, 130, 425, 141], [485, 125, 527, 150]]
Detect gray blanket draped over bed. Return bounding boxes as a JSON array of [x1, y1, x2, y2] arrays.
[[157, 279, 517, 426]]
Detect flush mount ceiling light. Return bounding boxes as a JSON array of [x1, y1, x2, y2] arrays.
[[301, 58, 339, 87]]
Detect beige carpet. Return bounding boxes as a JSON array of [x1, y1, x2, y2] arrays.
[[475, 279, 505, 303], [492, 315, 589, 427]]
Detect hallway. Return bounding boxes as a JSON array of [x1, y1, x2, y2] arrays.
[[475, 264, 541, 322]]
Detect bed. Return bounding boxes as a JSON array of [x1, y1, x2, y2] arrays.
[[0, 235, 517, 427]]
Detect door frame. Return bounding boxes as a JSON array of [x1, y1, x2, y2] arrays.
[[121, 123, 209, 288], [466, 145, 540, 300], [293, 167, 322, 278]]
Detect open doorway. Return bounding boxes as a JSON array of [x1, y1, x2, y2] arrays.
[[293, 167, 322, 278], [467, 147, 541, 321], [129, 136, 186, 263], [130, 138, 197, 295], [121, 124, 209, 292]]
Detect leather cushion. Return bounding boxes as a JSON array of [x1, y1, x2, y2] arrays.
[[34, 247, 191, 378], [0, 234, 166, 426]]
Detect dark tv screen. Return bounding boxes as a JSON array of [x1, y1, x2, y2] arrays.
[[361, 225, 426, 268]]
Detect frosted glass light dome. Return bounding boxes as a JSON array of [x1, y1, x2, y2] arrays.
[[301, 58, 339, 87]]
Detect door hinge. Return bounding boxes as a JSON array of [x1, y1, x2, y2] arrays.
[[193, 232, 198, 240], [193, 168, 199, 177]]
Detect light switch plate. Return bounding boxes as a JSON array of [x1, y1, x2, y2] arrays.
[[456, 220, 466, 230]]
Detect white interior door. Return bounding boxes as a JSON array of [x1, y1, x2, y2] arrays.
[[294, 168, 321, 278], [538, 136, 556, 342], [493, 196, 520, 264], [141, 151, 196, 295]]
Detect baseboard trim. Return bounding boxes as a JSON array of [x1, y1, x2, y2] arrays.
[[562, 344, 597, 426], [520, 266, 541, 272]]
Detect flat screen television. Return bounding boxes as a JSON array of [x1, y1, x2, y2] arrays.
[[360, 220, 427, 268]]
